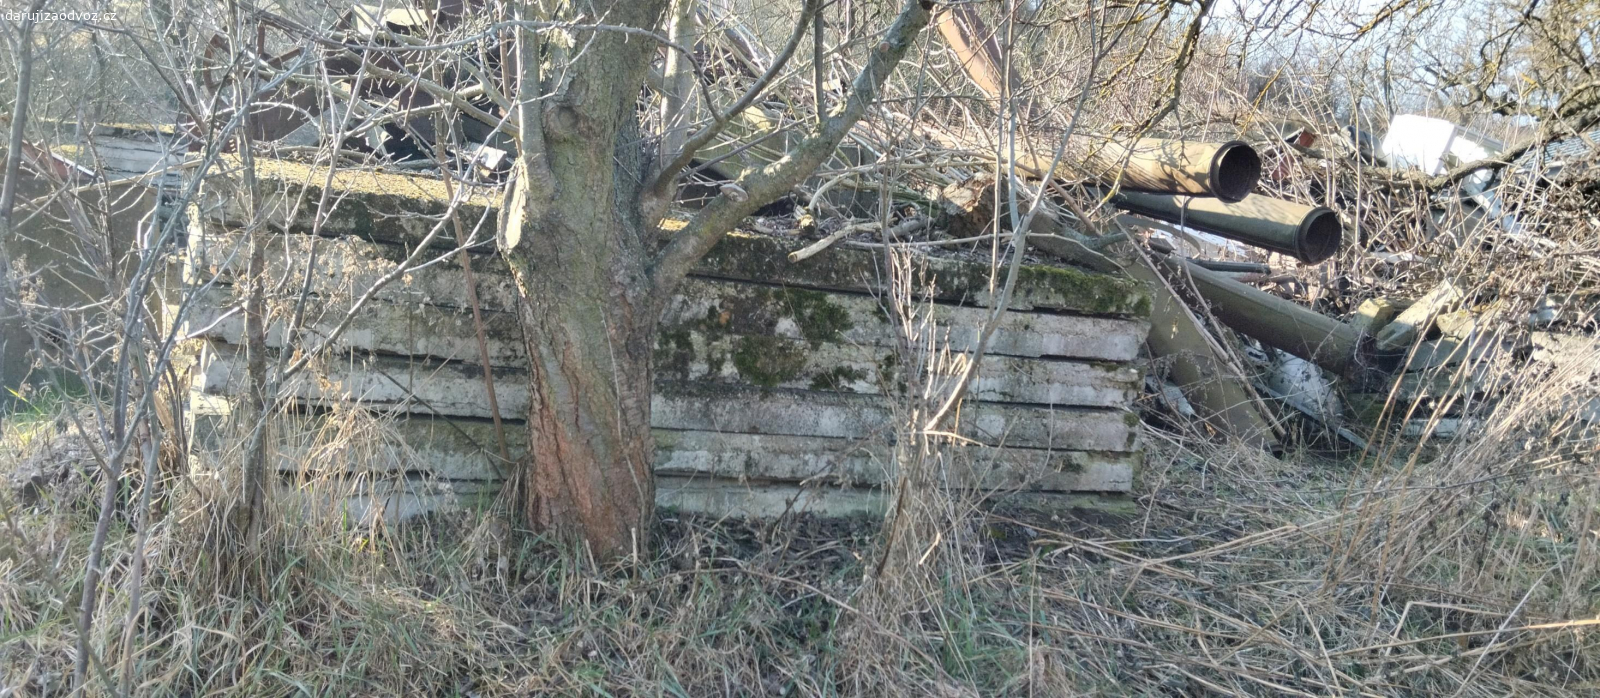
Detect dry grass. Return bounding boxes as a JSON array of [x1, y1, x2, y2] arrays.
[[3, 328, 1598, 698], [4, 0, 1597, 693]]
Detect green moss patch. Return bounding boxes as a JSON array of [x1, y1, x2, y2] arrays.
[[731, 336, 808, 387]]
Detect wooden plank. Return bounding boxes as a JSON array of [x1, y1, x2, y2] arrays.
[[187, 228, 1148, 362], [191, 399, 1134, 492]]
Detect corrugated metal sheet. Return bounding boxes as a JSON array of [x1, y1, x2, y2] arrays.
[[1513, 127, 1600, 177]]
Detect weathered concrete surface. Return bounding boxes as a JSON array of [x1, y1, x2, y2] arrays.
[[691, 232, 1152, 318], [187, 392, 517, 481], [1375, 281, 1464, 353], [185, 163, 1154, 515], [662, 278, 1147, 361], [656, 477, 1136, 518], [656, 476, 888, 518], [199, 158, 499, 250], [197, 189, 1150, 320], [183, 285, 527, 367], [652, 383, 1139, 451], [185, 223, 521, 312], [654, 431, 1137, 491], [3, 178, 162, 406], [187, 226, 1149, 362], [190, 397, 1135, 491], [184, 276, 1145, 380], [657, 330, 1140, 406], [192, 330, 1139, 415], [333, 477, 502, 524], [194, 345, 1139, 452]]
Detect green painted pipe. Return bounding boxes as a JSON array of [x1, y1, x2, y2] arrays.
[[1117, 192, 1343, 264], [1162, 256, 1370, 377]]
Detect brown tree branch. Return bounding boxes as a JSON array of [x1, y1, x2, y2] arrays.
[[645, 0, 821, 206], [649, 0, 934, 296], [659, 0, 699, 168], [1134, 0, 1214, 133]]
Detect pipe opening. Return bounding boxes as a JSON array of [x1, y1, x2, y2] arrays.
[[1209, 141, 1261, 202], [1297, 208, 1343, 263]]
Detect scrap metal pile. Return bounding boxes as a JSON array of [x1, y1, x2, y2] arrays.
[[94, 0, 1594, 452]]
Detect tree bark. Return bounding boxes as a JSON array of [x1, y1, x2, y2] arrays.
[[500, 0, 665, 557], [498, 0, 934, 560], [504, 204, 657, 558]]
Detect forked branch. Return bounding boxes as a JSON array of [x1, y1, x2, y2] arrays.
[[646, 0, 823, 203], [650, 0, 935, 295]]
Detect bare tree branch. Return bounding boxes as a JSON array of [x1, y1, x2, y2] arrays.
[[645, 0, 821, 206], [650, 0, 934, 295]]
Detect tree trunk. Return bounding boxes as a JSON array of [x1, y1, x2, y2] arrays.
[[509, 239, 656, 558], [495, 0, 933, 559], [503, 113, 659, 560]]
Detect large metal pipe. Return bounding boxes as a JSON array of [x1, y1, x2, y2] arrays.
[[1117, 192, 1343, 264], [930, 9, 1262, 202], [1162, 256, 1370, 377], [1190, 259, 1272, 274], [1099, 138, 1261, 202], [1015, 138, 1261, 202]]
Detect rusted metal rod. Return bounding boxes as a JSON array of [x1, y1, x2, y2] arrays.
[[1117, 192, 1343, 263]]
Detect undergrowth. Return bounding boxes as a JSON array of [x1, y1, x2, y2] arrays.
[[3, 366, 1598, 697]]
